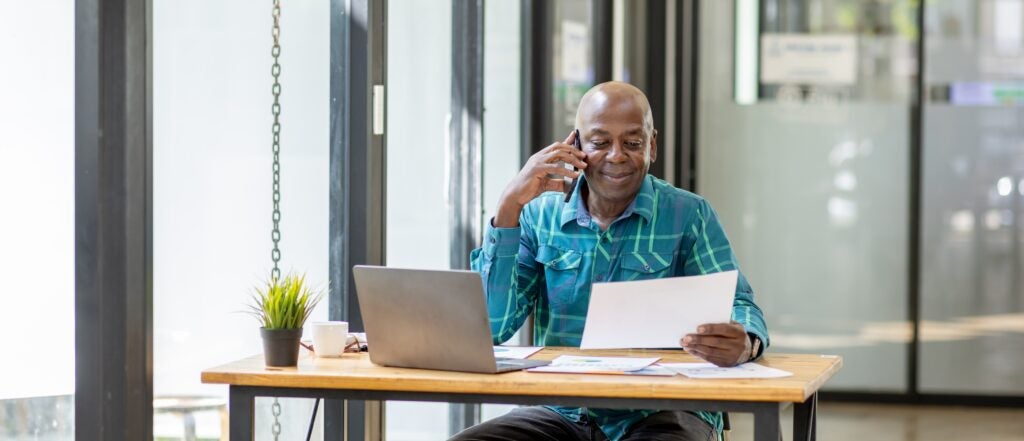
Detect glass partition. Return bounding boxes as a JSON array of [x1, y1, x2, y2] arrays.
[[697, 0, 916, 391], [385, 0, 454, 437], [919, 0, 1024, 395]]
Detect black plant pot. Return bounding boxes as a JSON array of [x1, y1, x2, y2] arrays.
[[260, 327, 303, 367]]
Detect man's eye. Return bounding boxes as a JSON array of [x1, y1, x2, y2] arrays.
[[591, 140, 609, 148], [626, 141, 643, 148]]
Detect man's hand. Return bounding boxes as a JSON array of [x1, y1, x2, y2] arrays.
[[493, 131, 587, 228], [681, 321, 751, 367]]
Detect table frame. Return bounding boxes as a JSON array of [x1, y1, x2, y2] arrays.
[[228, 384, 817, 441]]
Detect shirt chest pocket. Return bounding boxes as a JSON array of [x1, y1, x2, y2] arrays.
[[535, 246, 582, 307], [619, 252, 674, 281]]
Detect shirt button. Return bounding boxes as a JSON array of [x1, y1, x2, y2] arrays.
[[642, 264, 650, 271], [489, 237, 496, 243], [596, 274, 604, 281]]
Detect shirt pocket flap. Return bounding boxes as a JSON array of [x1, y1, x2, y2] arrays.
[[535, 246, 582, 271], [621, 252, 672, 274]]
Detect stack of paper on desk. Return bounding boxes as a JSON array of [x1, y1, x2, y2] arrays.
[[527, 355, 660, 374], [580, 270, 737, 349]]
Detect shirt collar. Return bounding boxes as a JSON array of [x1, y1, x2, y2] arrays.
[[560, 174, 655, 228]]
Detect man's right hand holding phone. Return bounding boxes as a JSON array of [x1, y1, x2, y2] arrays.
[[493, 130, 587, 228]]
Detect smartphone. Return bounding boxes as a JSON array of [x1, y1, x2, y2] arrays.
[[563, 129, 582, 203]]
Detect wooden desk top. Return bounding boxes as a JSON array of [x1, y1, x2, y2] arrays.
[[202, 348, 842, 403]]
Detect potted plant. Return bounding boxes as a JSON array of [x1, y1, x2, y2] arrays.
[[247, 272, 324, 367]]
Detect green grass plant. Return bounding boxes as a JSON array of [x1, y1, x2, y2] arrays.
[[247, 272, 323, 330]]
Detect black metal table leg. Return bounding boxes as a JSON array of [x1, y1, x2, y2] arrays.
[[753, 403, 781, 441], [793, 392, 817, 441], [323, 399, 345, 441], [230, 386, 255, 441]]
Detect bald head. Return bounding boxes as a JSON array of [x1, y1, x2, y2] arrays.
[[575, 81, 655, 139]]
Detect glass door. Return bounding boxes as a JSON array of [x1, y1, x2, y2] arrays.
[[697, 0, 917, 391], [919, 0, 1024, 395]]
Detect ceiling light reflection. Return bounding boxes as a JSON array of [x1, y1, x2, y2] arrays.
[[950, 210, 974, 233], [834, 170, 857, 191], [997, 176, 1013, 196], [828, 197, 857, 227]]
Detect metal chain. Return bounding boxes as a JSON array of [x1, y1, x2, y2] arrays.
[[271, 3, 284, 440], [271, 398, 283, 440], [270, 0, 283, 282]]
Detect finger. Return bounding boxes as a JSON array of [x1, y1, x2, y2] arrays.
[[543, 151, 587, 168], [685, 344, 737, 366], [537, 163, 580, 178], [706, 356, 735, 368], [683, 345, 709, 359], [564, 130, 576, 144], [682, 343, 718, 355], [683, 335, 736, 350], [542, 141, 577, 154], [697, 323, 746, 337]]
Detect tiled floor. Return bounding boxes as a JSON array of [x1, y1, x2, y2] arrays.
[[726, 402, 1024, 441]]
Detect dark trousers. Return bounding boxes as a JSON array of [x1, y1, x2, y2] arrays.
[[449, 406, 717, 441]]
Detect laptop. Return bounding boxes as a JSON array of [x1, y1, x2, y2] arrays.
[[352, 265, 550, 374]]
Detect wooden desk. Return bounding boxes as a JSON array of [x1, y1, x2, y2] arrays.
[[202, 348, 842, 441]]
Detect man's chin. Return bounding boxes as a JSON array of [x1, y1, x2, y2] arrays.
[[590, 180, 642, 203]]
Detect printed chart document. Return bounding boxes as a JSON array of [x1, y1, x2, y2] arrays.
[[659, 362, 793, 379], [527, 355, 660, 374], [580, 270, 737, 349], [492, 346, 543, 360]]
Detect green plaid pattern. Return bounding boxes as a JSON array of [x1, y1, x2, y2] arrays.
[[470, 175, 769, 441]]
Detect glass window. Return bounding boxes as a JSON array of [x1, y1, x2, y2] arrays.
[[919, 0, 1024, 395], [385, 0, 454, 438], [697, 0, 915, 391], [482, 0, 524, 421], [386, 0, 524, 436], [153, 1, 329, 439], [0, 1, 75, 438]]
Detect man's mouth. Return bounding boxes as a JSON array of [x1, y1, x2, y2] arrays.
[[601, 170, 633, 182]]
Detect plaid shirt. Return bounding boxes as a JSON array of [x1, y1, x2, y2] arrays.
[[470, 174, 769, 440]]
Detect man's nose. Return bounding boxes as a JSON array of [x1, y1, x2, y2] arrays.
[[606, 142, 628, 163]]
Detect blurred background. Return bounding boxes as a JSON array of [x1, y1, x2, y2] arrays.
[[2, 0, 1023, 440]]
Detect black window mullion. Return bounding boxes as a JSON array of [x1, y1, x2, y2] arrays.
[[75, 0, 153, 439]]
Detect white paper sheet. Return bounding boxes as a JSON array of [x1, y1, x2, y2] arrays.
[[527, 355, 660, 374], [622, 365, 678, 376], [579, 270, 738, 349], [493, 346, 543, 360], [659, 362, 793, 379]]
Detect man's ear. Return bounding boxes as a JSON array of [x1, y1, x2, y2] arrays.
[[649, 129, 658, 164]]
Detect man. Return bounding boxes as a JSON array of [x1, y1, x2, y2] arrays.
[[453, 82, 768, 441]]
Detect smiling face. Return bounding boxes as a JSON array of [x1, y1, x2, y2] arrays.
[[576, 84, 658, 208]]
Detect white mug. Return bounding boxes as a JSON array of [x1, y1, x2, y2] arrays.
[[311, 321, 349, 357]]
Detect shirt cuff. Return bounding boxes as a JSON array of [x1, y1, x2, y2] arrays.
[[483, 219, 522, 257]]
